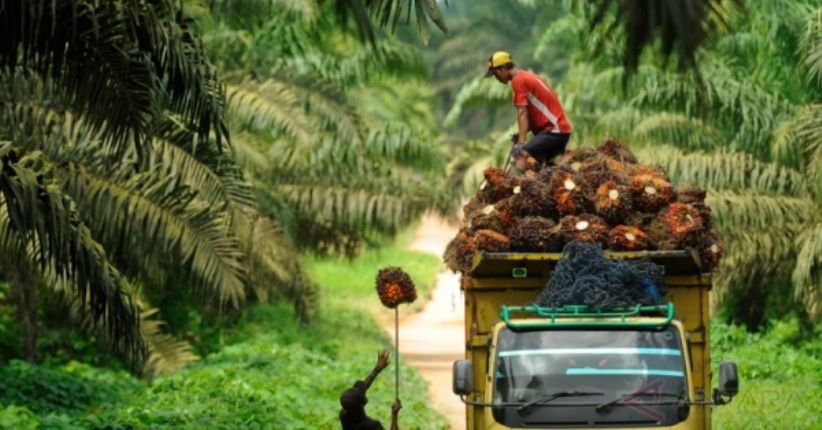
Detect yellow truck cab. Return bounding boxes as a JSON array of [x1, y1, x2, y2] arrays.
[[452, 250, 739, 430]]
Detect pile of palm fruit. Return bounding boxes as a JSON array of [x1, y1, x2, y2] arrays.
[[444, 139, 722, 274]]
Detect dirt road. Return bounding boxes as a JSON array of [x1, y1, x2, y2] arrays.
[[384, 215, 465, 430]]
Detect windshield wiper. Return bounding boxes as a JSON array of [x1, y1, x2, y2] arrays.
[[596, 391, 686, 412], [517, 390, 604, 413]]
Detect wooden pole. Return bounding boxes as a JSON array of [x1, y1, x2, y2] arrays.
[[395, 306, 399, 401]]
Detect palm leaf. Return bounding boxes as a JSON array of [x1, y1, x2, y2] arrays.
[[0, 143, 144, 360]]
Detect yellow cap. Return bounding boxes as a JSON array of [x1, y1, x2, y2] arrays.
[[486, 51, 513, 77]]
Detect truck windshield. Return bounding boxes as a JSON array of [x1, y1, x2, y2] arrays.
[[493, 326, 689, 427]]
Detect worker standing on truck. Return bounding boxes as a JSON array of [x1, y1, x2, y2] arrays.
[[339, 350, 402, 430], [486, 51, 572, 167]]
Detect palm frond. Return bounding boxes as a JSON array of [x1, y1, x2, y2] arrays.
[[226, 80, 312, 143], [0, 0, 228, 151], [0, 143, 144, 360], [332, 0, 448, 45], [800, 7, 822, 86], [444, 77, 511, 127], [773, 104, 822, 198], [583, 0, 740, 74], [139, 308, 200, 379], [792, 223, 822, 320], [63, 164, 248, 308], [633, 112, 722, 151], [706, 191, 818, 231]]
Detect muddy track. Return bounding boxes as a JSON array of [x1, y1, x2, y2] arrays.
[[384, 215, 465, 430]]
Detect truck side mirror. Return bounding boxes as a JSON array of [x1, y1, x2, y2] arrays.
[[453, 360, 474, 395], [713, 361, 739, 405]]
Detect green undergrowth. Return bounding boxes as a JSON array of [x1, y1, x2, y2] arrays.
[[711, 318, 821, 430], [302, 240, 444, 318], [0, 239, 449, 429]]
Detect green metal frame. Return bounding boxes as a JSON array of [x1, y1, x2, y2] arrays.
[[500, 303, 675, 330]]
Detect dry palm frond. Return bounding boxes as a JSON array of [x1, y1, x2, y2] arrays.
[[376, 267, 417, 308], [599, 138, 638, 163], [594, 180, 633, 223], [550, 168, 589, 216], [510, 178, 557, 218], [559, 214, 609, 244], [608, 225, 651, 251], [508, 216, 560, 251], [630, 174, 677, 212], [474, 229, 510, 252]]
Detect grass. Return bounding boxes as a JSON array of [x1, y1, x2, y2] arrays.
[[0, 235, 450, 429]]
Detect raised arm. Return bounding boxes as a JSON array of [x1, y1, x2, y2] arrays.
[[362, 350, 390, 390]]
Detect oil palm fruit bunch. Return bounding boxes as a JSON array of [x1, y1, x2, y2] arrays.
[[480, 167, 517, 201], [474, 229, 511, 252], [559, 214, 609, 244], [508, 216, 560, 251], [630, 174, 677, 212], [677, 186, 713, 229], [599, 139, 638, 163], [376, 267, 417, 309], [594, 180, 633, 224], [461, 197, 486, 220], [631, 164, 670, 182], [558, 147, 602, 173], [608, 225, 651, 251], [510, 178, 556, 218], [444, 228, 475, 273], [468, 203, 505, 233], [698, 229, 723, 271], [550, 168, 589, 216], [649, 203, 704, 250]]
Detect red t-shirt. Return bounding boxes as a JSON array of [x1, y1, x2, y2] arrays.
[[511, 71, 572, 134]]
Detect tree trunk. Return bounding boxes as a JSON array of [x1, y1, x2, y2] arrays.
[[10, 269, 38, 362]]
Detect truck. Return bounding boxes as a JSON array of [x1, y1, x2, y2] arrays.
[[451, 249, 739, 430]]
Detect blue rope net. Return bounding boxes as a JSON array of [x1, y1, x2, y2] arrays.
[[536, 241, 666, 309]]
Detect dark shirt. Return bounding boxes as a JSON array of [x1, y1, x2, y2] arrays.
[[340, 382, 385, 430]]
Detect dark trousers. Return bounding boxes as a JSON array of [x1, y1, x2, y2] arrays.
[[524, 131, 571, 165]]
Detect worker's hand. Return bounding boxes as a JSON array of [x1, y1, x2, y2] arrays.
[[509, 133, 519, 145], [391, 399, 402, 415], [375, 350, 391, 371]]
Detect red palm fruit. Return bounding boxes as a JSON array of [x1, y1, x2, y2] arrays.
[[608, 225, 651, 251], [461, 197, 486, 220], [481, 167, 517, 201], [661, 203, 704, 241], [677, 186, 714, 229], [376, 267, 417, 308], [510, 178, 557, 218], [550, 168, 589, 216], [630, 174, 677, 212], [558, 214, 609, 244], [630, 164, 670, 182], [468, 203, 504, 233], [558, 147, 603, 174], [594, 180, 634, 224], [698, 228, 723, 271], [474, 229, 511, 252], [599, 138, 638, 163], [444, 228, 475, 273], [507, 216, 560, 251]]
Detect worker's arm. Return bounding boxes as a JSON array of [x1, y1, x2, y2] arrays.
[[516, 105, 529, 144], [363, 350, 390, 389], [390, 399, 402, 430]]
